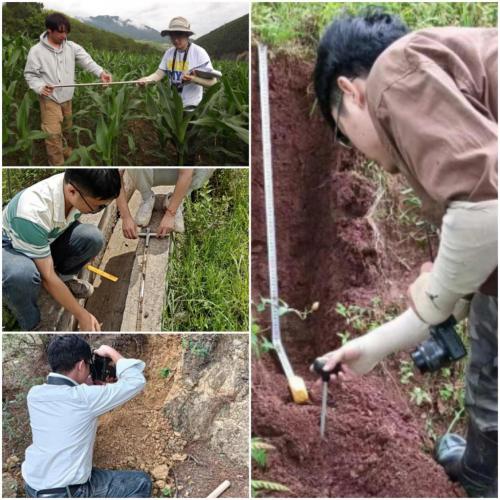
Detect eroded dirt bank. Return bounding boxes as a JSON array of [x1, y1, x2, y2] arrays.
[[251, 52, 462, 497]]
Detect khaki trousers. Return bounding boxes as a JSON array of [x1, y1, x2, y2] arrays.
[[39, 97, 73, 166], [126, 168, 216, 200]]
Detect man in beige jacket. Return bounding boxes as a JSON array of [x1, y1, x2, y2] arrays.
[[314, 9, 497, 497], [24, 12, 112, 165]]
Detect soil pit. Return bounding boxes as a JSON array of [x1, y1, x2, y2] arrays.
[[251, 52, 463, 497]]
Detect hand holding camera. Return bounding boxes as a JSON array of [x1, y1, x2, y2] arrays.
[[91, 345, 123, 383]]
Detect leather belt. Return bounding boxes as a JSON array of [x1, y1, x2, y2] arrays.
[[31, 483, 85, 498]]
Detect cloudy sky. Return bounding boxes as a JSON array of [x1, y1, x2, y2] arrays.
[[42, 0, 249, 37]]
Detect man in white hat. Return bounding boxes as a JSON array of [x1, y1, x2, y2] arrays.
[[138, 17, 216, 110]]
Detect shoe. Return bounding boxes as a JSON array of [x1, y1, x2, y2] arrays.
[[164, 193, 185, 233], [436, 420, 498, 497], [135, 193, 155, 227], [65, 278, 94, 299], [436, 433, 466, 481]]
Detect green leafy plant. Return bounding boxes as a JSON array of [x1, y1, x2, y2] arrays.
[[336, 331, 351, 346], [163, 170, 248, 331], [399, 360, 415, 385], [251, 438, 289, 497], [181, 337, 211, 358], [410, 386, 432, 406], [161, 486, 172, 497], [251, 322, 275, 358], [159, 368, 171, 379], [256, 297, 319, 320], [251, 438, 274, 468]]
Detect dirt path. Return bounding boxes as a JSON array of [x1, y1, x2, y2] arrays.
[[251, 52, 463, 497]]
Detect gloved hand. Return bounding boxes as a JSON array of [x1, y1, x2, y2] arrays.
[[314, 308, 430, 376]]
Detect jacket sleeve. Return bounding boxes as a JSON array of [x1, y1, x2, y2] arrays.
[[72, 42, 104, 77], [79, 358, 146, 417], [410, 200, 497, 324], [24, 47, 47, 95]]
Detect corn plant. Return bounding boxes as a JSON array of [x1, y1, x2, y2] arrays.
[[67, 85, 143, 165], [3, 91, 47, 165], [145, 81, 222, 165], [190, 69, 249, 164], [3, 34, 249, 166]]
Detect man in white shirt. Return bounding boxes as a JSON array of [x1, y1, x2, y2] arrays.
[[138, 17, 217, 110], [22, 335, 151, 498]]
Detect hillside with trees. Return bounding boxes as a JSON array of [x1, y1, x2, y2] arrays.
[[196, 14, 249, 60]]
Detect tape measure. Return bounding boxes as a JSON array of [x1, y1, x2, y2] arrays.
[[258, 43, 294, 378]]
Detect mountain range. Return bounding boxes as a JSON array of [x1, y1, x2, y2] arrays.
[[79, 15, 163, 43]]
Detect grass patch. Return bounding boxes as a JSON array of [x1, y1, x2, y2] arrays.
[[2, 168, 62, 205], [253, 2, 497, 50], [163, 169, 249, 331]]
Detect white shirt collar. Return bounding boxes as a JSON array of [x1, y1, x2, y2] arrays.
[[47, 372, 78, 385], [52, 174, 80, 224]]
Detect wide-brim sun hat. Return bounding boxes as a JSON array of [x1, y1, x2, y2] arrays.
[[161, 17, 194, 37]]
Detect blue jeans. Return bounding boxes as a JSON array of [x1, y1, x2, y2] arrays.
[[25, 468, 152, 498], [2, 221, 103, 331]]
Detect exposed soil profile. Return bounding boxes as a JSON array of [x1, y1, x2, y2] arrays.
[[94, 335, 249, 498], [251, 52, 463, 497]]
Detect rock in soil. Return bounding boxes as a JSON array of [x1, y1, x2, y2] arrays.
[[2, 473, 18, 498]]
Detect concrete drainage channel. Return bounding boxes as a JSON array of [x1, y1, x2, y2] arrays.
[[37, 182, 176, 332]]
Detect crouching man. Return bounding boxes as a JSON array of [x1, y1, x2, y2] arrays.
[[2, 169, 120, 331], [22, 335, 152, 498]]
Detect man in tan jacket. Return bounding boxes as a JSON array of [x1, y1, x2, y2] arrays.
[[314, 9, 497, 497], [24, 13, 112, 165]]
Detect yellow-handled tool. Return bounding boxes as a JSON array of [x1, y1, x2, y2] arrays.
[[86, 265, 119, 282]]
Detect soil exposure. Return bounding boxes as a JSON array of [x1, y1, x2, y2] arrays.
[[95, 335, 249, 498], [251, 52, 463, 497]]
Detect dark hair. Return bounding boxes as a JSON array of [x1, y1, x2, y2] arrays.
[[314, 8, 409, 130], [45, 13, 71, 33], [64, 169, 121, 200], [47, 335, 92, 373]]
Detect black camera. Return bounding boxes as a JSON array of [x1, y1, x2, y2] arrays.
[[172, 82, 183, 94], [411, 316, 467, 373], [90, 354, 116, 382]]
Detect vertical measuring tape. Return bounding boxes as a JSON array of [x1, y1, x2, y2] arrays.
[[258, 43, 294, 378]]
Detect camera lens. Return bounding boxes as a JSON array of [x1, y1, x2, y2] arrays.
[[411, 338, 446, 373]]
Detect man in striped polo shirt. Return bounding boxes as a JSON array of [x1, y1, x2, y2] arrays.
[[2, 169, 121, 331]]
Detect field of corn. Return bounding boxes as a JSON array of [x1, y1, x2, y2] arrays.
[[3, 35, 249, 166]]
